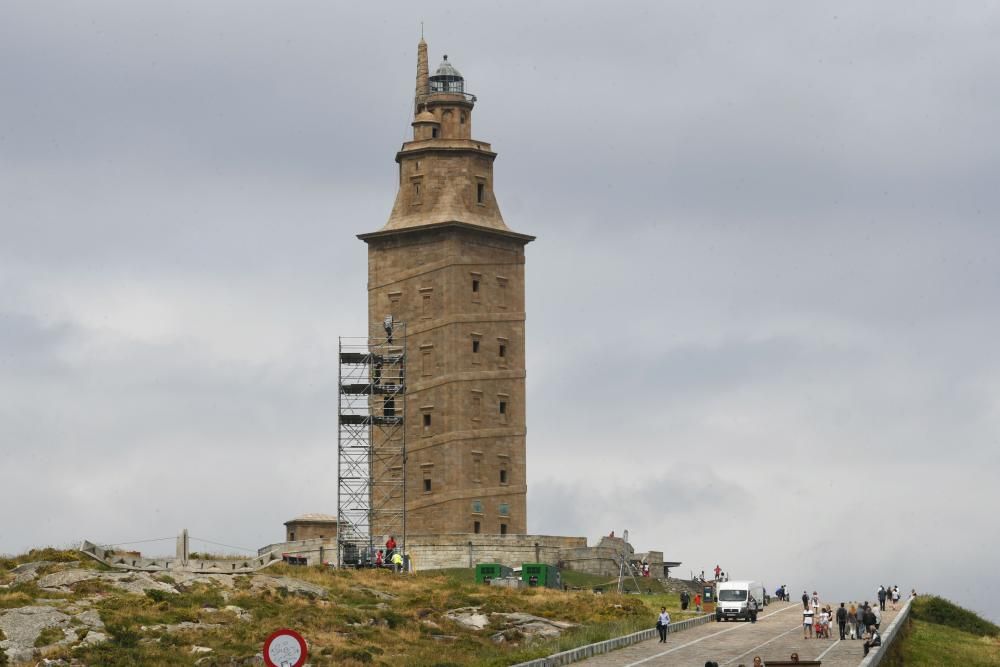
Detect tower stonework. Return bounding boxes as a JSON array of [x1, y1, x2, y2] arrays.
[[359, 40, 533, 536]]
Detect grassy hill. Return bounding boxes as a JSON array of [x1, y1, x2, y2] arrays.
[[885, 595, 1000, 666], [1, 548, 698, 667]]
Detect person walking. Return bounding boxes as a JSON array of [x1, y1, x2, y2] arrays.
[[873, 604, 882, 630], [877, 585, 887, 611], [863, 604, 877, 637], [680, 590, 690, 611], [695, 593, 702, 612], [848, 602, 857, 639], [836, 603, 848, 640], [749, 596, 758, 623], [803, 605, 815, 639], [802, 590, 810, 609], [656, 607, 671, 643], [856, 603, 866, 638], [891, 585, 900, 609]]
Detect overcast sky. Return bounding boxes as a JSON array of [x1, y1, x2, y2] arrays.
[[2, 2, 998, 622]]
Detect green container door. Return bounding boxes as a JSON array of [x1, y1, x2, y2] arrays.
[[521, 563, 561, 589], [476, 563, 512, 584]]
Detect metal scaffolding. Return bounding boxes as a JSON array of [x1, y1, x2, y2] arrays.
[[337, 321, 406, 567]]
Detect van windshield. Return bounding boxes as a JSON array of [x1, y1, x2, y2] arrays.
[[719, 590, 748, 601]]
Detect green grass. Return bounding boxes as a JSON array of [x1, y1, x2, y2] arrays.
[[885, 596, 1000, 667], [911, 595, 999, 637]]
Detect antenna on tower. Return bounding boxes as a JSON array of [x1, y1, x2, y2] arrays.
[[420, 21, 424, 39]]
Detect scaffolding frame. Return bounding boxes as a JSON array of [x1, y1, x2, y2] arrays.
[[337, 322, 406, 567]]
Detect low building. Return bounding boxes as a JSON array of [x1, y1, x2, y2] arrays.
[[284, 514, 338, 542]]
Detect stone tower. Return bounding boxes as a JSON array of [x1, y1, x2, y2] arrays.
[[358, 39, 533, 536]]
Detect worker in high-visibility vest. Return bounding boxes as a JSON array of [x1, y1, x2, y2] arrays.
[[391, 551, 403, 572]]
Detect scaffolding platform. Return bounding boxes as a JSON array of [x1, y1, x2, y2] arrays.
[[337, 323, 407, 567]]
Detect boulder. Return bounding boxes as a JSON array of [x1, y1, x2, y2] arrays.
[[249, 575, 327, 599], [0, 605, 71, 662]]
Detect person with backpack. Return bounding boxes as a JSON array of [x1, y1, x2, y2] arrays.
[[836, 602, 848, 640], [802, 590, 810, 610], [877, 585, 887, 611]]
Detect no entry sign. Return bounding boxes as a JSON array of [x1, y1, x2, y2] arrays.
[[263, 628, 307, 667]]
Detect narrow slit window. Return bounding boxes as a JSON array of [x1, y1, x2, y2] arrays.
[[423, 478, 432, 492], [499, 400, 507, 415], [499, 343, 506, 358], [500, 524, 508, 535], [474, 521, 481, 534], [423, 413, 432, 430], [432, 127, 439, 138], [472, 278, 479, 293], [500, 469, 508, 485], [476, 182, 485, 204], [472, 339, 480, 353]]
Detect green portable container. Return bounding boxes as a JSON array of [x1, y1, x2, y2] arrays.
[[475, 563, 513, 584], [521, 563, 561, 589]]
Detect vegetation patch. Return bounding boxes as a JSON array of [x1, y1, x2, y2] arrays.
[[911, 595, 1000, 637], [34, 626, 65, 647], [886, 595, 1000, 667]]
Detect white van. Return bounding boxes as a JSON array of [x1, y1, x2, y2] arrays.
[[715, 580, 765, 622]]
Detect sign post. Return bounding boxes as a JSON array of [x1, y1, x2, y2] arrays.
[[263, 629, 307, 667]]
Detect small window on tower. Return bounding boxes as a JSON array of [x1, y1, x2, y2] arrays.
[[472, 339, 480, 354], [499, 400, 507, 415], [500, 469, 508, 485], [424, 478, 432, 493], [474, 521, 481, 534], [477, 182, 485, 204], [460, 112, 466, 125], [432, 127, 439, 138], [472, 278, 479, 293], [499, 343, 506, 358], [423, 413, 432, 430], [500, 523, 508, 535]]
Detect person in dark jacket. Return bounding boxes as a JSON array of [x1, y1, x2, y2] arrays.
[[862, 604, 877, 636], [836, 603, 848, 640], [864, 627, 882, 656], [802, 590, 810, 609]]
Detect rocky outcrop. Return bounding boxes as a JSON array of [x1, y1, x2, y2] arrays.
[[444, 606, 577, 644]]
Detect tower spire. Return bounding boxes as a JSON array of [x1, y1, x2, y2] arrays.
[[415, 36, 429, 114]]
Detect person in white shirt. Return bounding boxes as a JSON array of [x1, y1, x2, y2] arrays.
[[803, 607, 815, 638], [656, 607, 671, 643]]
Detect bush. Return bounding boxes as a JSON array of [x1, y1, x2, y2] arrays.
[[106, 623, 141, 648], [912, 596, 1000, 637]]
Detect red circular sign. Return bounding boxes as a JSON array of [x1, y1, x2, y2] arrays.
[[263, 628, 308, 667]]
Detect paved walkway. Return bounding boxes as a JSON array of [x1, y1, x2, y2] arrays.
[[578, 601, 899, 666]]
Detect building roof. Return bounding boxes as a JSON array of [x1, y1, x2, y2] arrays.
[[432, 55, 462, 79], [284, 513, 338, 524]]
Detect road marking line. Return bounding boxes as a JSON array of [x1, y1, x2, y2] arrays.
[[722, 625, 800, 665], [816, 638, 841, 660], [623, 604, 800, 667]]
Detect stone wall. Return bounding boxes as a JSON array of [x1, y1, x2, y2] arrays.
[[407, 533, 585, 571]]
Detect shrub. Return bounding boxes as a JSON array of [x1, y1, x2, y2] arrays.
[[106, 623, 141, 648]]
